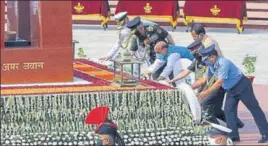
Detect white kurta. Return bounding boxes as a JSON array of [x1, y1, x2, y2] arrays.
[[148, 53, 195, 86]]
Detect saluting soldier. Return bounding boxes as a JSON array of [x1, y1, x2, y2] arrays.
[[126, 16, 175, 80]]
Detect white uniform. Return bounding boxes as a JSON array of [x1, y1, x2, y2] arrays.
[[107, 26, 132, 60], [148, 53, 195, 86], [153, 55, 201, 123], [107, 20, 157, 60]]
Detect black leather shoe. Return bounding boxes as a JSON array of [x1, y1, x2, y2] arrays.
[[238, 122, 245, 129], [231, 137, 241, 142], [258, 135, 268, 143]]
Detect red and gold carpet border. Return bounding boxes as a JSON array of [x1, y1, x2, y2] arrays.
[[1, 59, 173, 96]]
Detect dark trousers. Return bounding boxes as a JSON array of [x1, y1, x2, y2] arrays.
[[225, 75, 268, 138], [200, 87, 225, 124], [200, 87, 244, 126]]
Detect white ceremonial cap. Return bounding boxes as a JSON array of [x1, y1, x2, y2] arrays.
[[114, 11, 128, 22]]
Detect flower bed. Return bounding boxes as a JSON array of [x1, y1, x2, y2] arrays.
[[0, 59, 210, 145], [1, 90, 210, 145]]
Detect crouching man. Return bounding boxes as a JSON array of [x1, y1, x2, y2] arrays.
[[143, 41, 195, 86], [196, 44, 268, 143]]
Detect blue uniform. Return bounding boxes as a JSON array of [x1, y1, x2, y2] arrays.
[[206, 56, 268, 139], [207, 56, 242, 90], [202, 56, 244, 126]]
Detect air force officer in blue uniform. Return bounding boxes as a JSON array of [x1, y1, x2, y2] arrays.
[[196, 44, 268, 143]]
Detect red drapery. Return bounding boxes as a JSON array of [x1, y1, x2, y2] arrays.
[[72, 0, 110, 26], [183, 0, 247, 33], [115, 0, 179, 28]]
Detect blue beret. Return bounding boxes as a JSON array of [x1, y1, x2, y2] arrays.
[[96, 123, 117, 136], [126, 16, 141, 30], [198, 44, 216, 57]]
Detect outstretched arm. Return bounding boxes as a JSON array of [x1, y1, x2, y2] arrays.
[[169, 60, 197, 83], [191, 76, 207, 90], [100, 39, 120, 61], [169, 70, 191, 83]]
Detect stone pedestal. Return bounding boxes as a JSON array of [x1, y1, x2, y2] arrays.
[[1, 1, 73, 84]]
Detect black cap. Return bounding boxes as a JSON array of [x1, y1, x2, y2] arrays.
[[198, 44, 216, 57], [187, 40, 202, 51], [95, 123, 117, 136], [126, 16, 141, 30]]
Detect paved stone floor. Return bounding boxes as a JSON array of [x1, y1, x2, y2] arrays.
[[72, 24, 268, 145], [72, 24, 268, 85]]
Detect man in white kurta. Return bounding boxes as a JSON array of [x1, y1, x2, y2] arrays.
[[143, 41, 195, 86], [145, 41, 201, 123]]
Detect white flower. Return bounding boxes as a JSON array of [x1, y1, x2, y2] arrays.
[[149, 141, 154, 145], [123, 135, 128, 139], [88, 141, 94, 145], [84, 141, 89, 145]]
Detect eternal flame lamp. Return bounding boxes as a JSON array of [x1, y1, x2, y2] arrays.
[[113, 49, 143, 87]]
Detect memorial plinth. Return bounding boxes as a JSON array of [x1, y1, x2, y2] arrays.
[[1, 1, 73, 84]]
